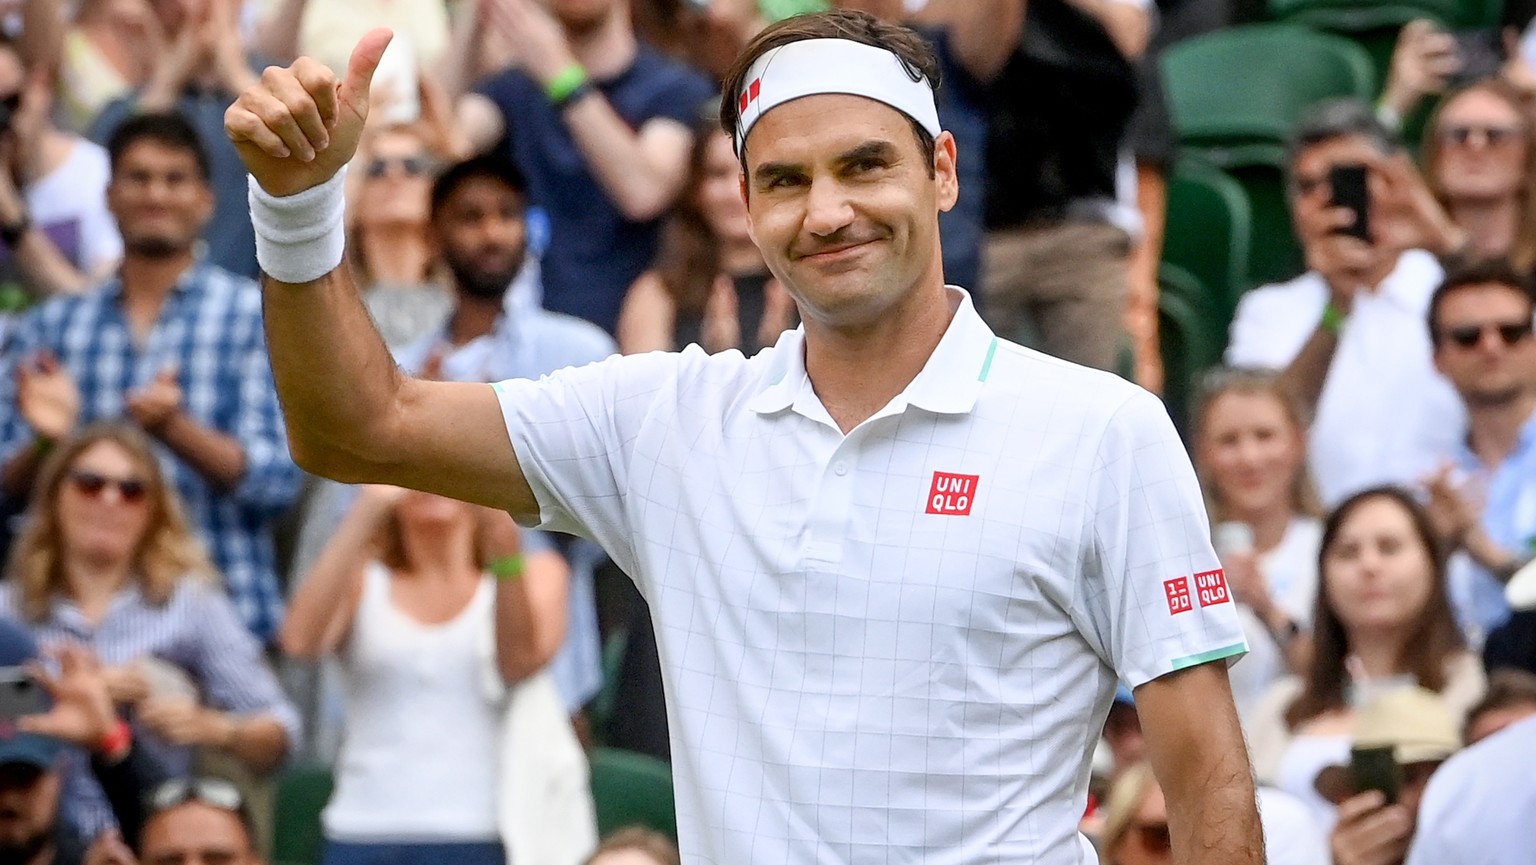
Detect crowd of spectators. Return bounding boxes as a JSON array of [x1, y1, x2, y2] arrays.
[[0, 0, 1529, 863]]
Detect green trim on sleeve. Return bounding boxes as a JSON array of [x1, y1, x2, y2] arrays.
[[1170, 642, 1248, 671]]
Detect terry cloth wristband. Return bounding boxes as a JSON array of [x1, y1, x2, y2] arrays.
[[489, 555, 524, 581], [248, 166, 348, 284]]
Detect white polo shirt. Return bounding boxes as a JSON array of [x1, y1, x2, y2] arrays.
[[1225, 249, 1464, 506], [1405, 714, 1536, 865], [495, 289, 1247, 864]]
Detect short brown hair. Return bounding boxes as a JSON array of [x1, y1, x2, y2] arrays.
[[1465, 667, 1536, 741], [718, 10, 941, 173], [585, 827, 681, 865]]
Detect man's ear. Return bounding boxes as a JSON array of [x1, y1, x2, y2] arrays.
[[740, 168, 758, 247], [934, 131, 959, 214]]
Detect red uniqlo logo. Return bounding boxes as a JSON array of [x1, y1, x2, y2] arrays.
[[738, 78, 762, 113], [1195, 569, 1231, 607], [926, 471, 979, 516], [1164, 577, 1193, 615]]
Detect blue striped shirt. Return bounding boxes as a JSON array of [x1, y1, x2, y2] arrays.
[[0, 262, 303, 641]]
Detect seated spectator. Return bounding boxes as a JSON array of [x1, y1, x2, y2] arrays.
[[345, 122, 455, 350], [1225, 99, 1466, 506], [1376, 20, 1465, 132], [1315, 687, 1462, 865], [1096, 761, 1326, 865], [1463, 667, 1536, 743], [116, 776, 263, 865], [1403, 712, 1536, 865], [1246, 487, 1485, 826], [253, 0, 452, 73], [0, 32, 122, 300], [1420, 79, 1536, 275], [53, 0, 160, 133], [1191, 367, 1323, 713], [0, 422, 300, 830], [0, 113, 304, 645], [619, 116, 793, 355], [448, 0, 714, 335], [87, 0, 264, 278], [1419, 259, 1536, 660], [282, 485, 571, 865], [584, 827, 680, 865]]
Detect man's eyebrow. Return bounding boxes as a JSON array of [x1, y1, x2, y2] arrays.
[[836, 140, 898, 166], [751, 161, 806, 186]]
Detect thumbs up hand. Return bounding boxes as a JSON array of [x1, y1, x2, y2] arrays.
[[126, 365, 183, 434], [224, 28, 394, 198]]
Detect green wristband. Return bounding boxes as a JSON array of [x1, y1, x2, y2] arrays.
[[1321, 302, 1347, 334], [544, 64, 590, 106], [489, 555, 524, 581]]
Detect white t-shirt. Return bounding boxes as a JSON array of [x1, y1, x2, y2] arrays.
[[495, 289, 1247, 864], [1405, 714, 1536, 865], [1225, 250, 1464, 506], [23, 138, 121, 276], [1228, 518, 1323, 713]]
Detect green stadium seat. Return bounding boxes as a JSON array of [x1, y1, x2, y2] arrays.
[[1162, 157, 1254, 325], [270, 764, 333, 865], [589, 747, 678, 840], [588, 627, 631, 745], [1267, 0, 1459, 31], [1158, 263, 1223, 435]]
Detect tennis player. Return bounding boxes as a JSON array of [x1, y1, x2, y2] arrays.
[[226, 11, 1262, 863]]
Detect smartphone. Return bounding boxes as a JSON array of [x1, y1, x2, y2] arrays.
[[1350, 745, 1402, 805], [1328, 163, 1371, 242], [0, 667, 46, 720], [1450, 28, 1507, 88]]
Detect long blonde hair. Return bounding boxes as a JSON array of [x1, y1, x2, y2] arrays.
[[1191, 366, 1323, 525], [5, 422, 215, 622]]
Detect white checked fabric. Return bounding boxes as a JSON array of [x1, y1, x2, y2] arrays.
[[495, 289, 1247, 864]]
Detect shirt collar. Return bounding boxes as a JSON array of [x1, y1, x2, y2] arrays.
[[1454, 406, 1536, 469], [102, 257, 207, 301], [747, 287, 998, 417]]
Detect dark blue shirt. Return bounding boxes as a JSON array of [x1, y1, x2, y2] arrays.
[[476, 47, 713, 335]]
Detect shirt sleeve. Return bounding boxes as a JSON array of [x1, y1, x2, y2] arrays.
[[1077, 389, 1248, 688], [228, 306, 304, 515], [492, 350, 684, 576], [185, 581, 303, 751], [0, 305, 49, 469]]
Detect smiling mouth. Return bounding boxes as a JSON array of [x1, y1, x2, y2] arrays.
[[799, 239, 879, 260]]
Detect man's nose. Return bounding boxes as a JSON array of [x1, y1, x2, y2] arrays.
[[802, 177, 855, 237]]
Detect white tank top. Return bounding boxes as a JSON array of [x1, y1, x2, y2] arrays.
[[322, 563, 502, 841]]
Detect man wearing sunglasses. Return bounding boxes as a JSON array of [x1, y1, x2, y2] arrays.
[[1424, 258, 1536, 673], [85, 778, 262, 865]]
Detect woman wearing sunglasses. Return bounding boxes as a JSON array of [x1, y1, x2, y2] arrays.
[[281, 484, 576, 865], [0, 422, 300, 831], [1421, 78, 1536, 275]]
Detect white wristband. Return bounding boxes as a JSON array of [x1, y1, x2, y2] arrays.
[[248, 167, 348, 284]]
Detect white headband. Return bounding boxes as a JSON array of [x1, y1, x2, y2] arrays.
[[733, 38, 941, 155]]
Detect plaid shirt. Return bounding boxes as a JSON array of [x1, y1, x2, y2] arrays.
[[0, 261, 302, 642]]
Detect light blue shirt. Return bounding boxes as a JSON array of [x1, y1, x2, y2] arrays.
[[1450, 410, 1536, 638]]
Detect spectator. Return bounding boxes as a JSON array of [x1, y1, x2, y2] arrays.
[[1099, 686, 1144, 778], [1191, 367, 1322, 714], [1246, 487, 1485, 825], [282, 484, 571, 865], [0, 32, 122, 300], [344, 122, 455, 350], [619, 115, 793, 355], [1225, 99, 1466, 506], [1316, 687, 1462, 865], [969, 0, 1145, 375], [53, 0, 161, 134], [1421, 79, 1536, 275], [1462, 667, 1536, 743], [1097, 761, 1327, 865], [448, 0, 714, 335], [1403, 712, 1536, 865], [0, 615, 82, 865], [1420, 258, 1536, 664], [87, 0, 263, 279], [0, 113, 304, 644], [123, 777, 262, 865], [0, 422, 299, 832], [1376, 20, 1465, 133], [253, 0, 452, 73], [583, 827, 680, 865]]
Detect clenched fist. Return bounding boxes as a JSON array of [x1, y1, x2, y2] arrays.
[[224, 28, 393, 198]]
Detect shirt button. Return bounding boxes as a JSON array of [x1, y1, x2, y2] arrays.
[[833, 462, 848, 476]]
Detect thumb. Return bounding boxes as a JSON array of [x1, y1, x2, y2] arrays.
[[340, 28, 395, 108]]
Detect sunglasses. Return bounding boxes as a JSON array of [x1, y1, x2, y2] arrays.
[[1440, 125, 1520, 147], [68, 470, 147, 503], [1441, 320, 1534, 349], [365, 156, 432, 179], [146, 777, 255, 836], [1132, 821, 1172, 854]]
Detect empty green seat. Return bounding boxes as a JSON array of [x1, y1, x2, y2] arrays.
[[270, 764, 334, 865], [1267, 0, 1458, 31], [589, 747, 677, 840], [1163, 157, 1254, 326], [1158, 263, 1223, 435]]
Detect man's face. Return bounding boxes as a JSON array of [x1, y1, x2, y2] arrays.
[[0, 763, 58, 861], [1289, 134, 1389, 245], [107, 140, 214, 259], [1432, 283, 1536, 408], [547, 0, 618, 33], [140, 802, 259, 865], [433, 176, 529, 302], [741, 94, 957, 329]]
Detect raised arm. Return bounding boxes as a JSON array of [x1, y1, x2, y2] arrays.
[[224, 31, 537, 516], [1135, 663, 1264, 865], [916, 0, 1028, 83], [280, 485, 399, 659]]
